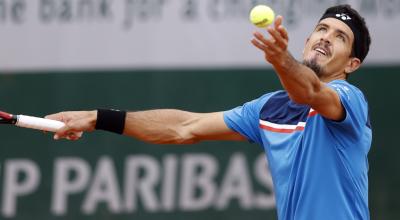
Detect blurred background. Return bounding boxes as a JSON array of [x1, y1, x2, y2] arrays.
[[0, 0, 398, 219]]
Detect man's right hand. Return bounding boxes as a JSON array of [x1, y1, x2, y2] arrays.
[[45, 110, 245, 144], [45, 111, 97, 140]]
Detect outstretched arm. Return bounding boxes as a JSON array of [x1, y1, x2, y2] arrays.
[[124, 110, 245, 144], [251, 16, 344, 121], [45, 110, 246, 143]]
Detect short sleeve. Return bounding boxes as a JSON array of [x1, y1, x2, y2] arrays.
[[223, 93, 274, 145], [326, 80, 370, 141]]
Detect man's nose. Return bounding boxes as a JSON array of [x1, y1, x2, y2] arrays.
[[320, 32, 333, 45]]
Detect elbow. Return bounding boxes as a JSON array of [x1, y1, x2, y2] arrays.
[[152, 128, 199, 145], [146, 137, 196, 145], [172, 119, 202, 145], [175, 128, 199, 144]]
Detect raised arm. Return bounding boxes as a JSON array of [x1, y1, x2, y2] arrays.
[[45, 110, 246, 143], [251, 16, 345, 121]]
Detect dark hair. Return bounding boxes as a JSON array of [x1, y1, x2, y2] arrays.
[[321, 4, 371, 62]]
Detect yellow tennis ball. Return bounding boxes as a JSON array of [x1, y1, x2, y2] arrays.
[[249, 5, 275, 28]]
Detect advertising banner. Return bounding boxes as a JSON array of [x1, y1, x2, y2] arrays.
[[0, 0, 398, 72]]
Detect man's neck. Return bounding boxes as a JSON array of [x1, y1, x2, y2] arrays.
[[319, 72, 347, 83]]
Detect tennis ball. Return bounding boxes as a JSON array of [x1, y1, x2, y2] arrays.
[[249, 5, 275, 28]]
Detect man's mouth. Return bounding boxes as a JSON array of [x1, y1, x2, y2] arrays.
[[312, 44, 330, 57], [315, 48, 327, 55]]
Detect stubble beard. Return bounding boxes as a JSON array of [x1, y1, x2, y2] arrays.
[[302, 58, 325, 78]]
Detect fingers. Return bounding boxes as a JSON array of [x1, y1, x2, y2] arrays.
[[44, 112, 76, 140], [252, 30, 280, 53], [45, 112, 65, 121], [278, 27, 289, 42], [274, 15, 289, 42], [54, 132, 82, 141], [54, 125, 83, 141], [252, 31, 269, 50], [54, 118, 87, 140], [274, 15, 282, 29], [65, 131, 83, 141], [267, 26, 287, 49], [251, 38, 267, 51], [46, 110, 96, 141], [251, 15, 288, 54], [53, 124, 71, 140]]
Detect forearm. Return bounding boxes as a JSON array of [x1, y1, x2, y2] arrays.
[[123, 109, 198, 144], [48, 109, 243, 142], [251, 16, 323, 104], [272, 53, 322, 104]]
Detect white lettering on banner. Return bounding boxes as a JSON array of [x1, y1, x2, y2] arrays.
[[0, 153, 275, 217], [0, 0, 399, 71], [51, 157, 90, 215], [215, 153, 253, 209], [160, 154, 178, 211], [179, 154, 217, 211], [82, 156, 122, 214], [254, 153, 275, 208], [124, 155, 160, 212], [1, 159, 40, 217]]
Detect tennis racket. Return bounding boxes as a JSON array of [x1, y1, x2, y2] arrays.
[[0, 110, 65, 132]]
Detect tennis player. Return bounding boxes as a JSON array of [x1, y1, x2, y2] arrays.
[[46, 4, 372, 220]]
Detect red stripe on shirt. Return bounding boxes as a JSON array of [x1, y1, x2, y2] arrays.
[[308, 110, 318, 117], [259, 124, 305, 133]]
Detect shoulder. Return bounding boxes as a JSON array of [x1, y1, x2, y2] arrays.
[[257, 90, 284, 102], [327, 80, 367, 103], [242, 91, 284, 109], [224, 91, 283, 121]]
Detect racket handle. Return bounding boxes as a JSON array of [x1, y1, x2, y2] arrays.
[[15, 115, 65, 132]]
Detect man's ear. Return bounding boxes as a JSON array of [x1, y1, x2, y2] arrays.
[[345, 57, 361, 74]]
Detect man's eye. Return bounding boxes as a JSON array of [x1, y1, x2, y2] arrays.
[[337, 35, 345, 42]]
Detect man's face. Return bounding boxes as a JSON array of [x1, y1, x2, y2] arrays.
[[302, 18, 355, 77]]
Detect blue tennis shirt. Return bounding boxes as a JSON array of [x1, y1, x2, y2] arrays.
[[223, 80, 372, 220]]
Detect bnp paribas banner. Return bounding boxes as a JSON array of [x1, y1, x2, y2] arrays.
[[0, 153, 275, 219], [0, 0, 398, 71], [0, 71, 281, 220]]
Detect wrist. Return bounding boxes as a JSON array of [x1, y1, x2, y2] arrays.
[[88, 110, 98, 131], [274, 52, 297, 73], [95, 109, 127, 134]]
